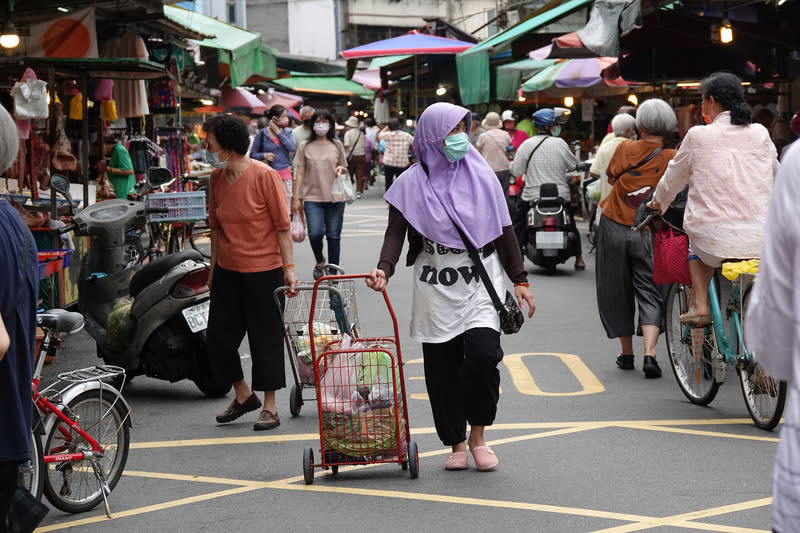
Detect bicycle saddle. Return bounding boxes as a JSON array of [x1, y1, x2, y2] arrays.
[[37, 310, 85, 334]]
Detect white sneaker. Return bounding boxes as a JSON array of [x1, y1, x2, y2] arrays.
[[356, 193, 362, 199]]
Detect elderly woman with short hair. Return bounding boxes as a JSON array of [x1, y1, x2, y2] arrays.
[[595, 98, 678, 379], [589, 113, 637, 202]]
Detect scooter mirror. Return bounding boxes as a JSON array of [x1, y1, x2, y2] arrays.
[[146, 167, 174, 188], [50, 174, 71, 195]]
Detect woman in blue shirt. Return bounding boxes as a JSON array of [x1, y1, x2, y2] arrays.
[[249, 105, 296, 212]]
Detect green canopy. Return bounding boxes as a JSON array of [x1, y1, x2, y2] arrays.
[[495, 58, 557, 100], [521, 61, 570, 92], [368, 55, 412, 69], [272, 76, 374, 99], [164, 5, 273, 86], [456, 0, 593, 105]]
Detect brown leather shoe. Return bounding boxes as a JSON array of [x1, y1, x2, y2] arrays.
[[216, 393, 262, 423], [253, 409, 280, 431]]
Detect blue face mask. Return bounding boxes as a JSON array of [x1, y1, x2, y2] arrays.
[[551, 126, 562, 137], [443, 132, 470, 163], [205, 150, 228, 169]]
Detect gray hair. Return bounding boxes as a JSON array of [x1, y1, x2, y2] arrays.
[[299, 105, 315, 119], [0, 105, 18, 173], [635, 98, 677, 136], [611, 113, 636, 136]]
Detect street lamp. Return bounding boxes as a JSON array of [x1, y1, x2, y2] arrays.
[[0, 21, 19, 49]]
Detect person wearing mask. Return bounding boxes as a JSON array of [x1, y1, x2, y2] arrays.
[[203, 114, 299, 431], [292, 110, 349, 279], [378, 118, 414, 192], [0, 103, 42, 529], [476, 111, 513, 202], [250, 105, 296, 212], [103, 135, 135, 199], [744, 140, 799, 533], [589, 113, 637, 202], [595, 99, 678, 377], [510, 107, 585, 270], [343, 116, 366, 198], [366, 102, 535, 472], [468, 111, 486, 146], [501, 110, 529, 151], [648, 72, 779, 326]]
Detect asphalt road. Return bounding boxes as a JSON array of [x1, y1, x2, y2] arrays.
[[35, 185, 779, 533]]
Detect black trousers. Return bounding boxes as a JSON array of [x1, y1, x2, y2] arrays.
[[422, 328, 503, 447], [383, 165, 407, 192], [207, 266, 286, 391], [0, 462, 16, 532], [513, 200, 582, 256]]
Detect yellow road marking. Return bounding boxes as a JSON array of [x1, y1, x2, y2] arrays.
[[503, 352, 605, 396], [617, 423, 780, 443]]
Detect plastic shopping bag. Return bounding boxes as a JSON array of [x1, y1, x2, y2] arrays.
[[331, 171, 346, 203], [290, 213, 305, 242], [341, 172, 356, 204], [320, 334, 363, 414]]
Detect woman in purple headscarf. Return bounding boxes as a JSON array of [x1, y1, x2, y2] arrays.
[[366, 103, 536, 472]]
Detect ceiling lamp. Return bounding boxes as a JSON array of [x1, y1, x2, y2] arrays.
[[0, 21, 19, 49], [435, 85, 447, 96], [720, 18, 733, 44], [563, 96, 574, 107], [627, 94, 639, 106]]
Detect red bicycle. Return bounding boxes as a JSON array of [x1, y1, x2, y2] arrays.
[[23, 310, 132, 517]]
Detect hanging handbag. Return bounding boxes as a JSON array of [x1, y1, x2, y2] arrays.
[[652, 223, 691, 285], [420, 161, 525, 334]]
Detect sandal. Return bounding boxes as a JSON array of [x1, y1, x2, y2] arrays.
[[469, 445, 499, 472], [445, 451, 469, 471]]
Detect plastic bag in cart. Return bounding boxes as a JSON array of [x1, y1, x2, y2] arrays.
[[319, 334, 363, 414]]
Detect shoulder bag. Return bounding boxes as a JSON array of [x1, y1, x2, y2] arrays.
[[419, 161, 525, 334]]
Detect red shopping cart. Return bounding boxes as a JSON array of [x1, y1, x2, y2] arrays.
[[300, 273, 418, 484]]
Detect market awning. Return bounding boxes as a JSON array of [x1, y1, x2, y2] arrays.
[[221, 87, 267, 114], [163, 4, 272, 87], [341, 33, 473, 59], [257, 90, 303, 110], [0, 57, 171, 80], [456, 0, 594, 105], [495, 58, 557, 100], [272, 76, 374, 99]]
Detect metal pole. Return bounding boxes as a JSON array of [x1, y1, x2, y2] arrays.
[[48, 67, 57, 220], [413, 57, 418, 120], [81, 73, 89, 208]]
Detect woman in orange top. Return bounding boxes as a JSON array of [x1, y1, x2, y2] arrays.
[[204, 114, 298, 431], [595, 98, 677, 379]]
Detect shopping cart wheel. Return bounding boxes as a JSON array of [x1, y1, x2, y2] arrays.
[[289, 384, 302, 417], [408, 441, 419, 480], [303, 447, 314, 485]]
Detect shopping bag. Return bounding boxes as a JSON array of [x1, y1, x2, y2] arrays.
[[331, 171, 346, 203], [652, 224, 691, 285], [319, 334, 363, 414], [290, 213, 305, 242], [341, 172, 356, 204], [13, 78, 49, 120]]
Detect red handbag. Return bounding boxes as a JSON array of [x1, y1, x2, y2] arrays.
[[652, 224, 691, 285]]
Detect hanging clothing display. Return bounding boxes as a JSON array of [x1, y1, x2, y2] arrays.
[[149, 80, 176, 112], [374, 97, 390, 124], [127, 135, 160, 175], [12, 68, 48, 120], [158, 135, 188, 178], [102, 32, 150, 118]]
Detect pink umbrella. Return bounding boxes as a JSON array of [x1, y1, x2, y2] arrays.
[[351, 69, 381, 90], [257, 90, 303, 110], [221, 87, 267, 114]]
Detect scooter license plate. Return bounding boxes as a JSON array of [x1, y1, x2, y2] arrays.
[[182, 301, 210, 333], [536, 231, 565, 249]]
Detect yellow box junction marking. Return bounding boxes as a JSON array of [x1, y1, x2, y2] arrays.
[[503, 352, 605, 396]]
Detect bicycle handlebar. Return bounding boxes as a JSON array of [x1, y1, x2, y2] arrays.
[[632, 209, 661, 232], [57, 223, 76, 234]]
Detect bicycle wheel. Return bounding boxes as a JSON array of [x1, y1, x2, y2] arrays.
[[19, 431, 45, 500], [738, 287, 787, 430], [43, 389, 130, 513], [665, 284, 720, 405], [187, 220, 211, 259]]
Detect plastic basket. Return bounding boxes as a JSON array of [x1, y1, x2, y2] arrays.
[[39, 249, 73, 268], [146, 191, 207, 222]]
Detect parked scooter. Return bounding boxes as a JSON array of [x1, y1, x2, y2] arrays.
[[50, 172, 230, 397], [525, 182, 581, 274]]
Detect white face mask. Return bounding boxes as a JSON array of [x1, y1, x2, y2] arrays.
[[313, 123, 330, 136], [205, 149, 228, 169]]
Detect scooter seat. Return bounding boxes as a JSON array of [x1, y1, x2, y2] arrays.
[[37, 310, 84, 334], [130, 250, 204, 298], [535, 196, 566, 210]]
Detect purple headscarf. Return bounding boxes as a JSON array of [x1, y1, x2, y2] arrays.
[[384, 102, 511, 249]]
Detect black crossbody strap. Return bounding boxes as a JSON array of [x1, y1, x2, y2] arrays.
[[612, 146, 663, 180], [347, 130, 362, 160], [418, 161, 505, 311], [523, 136, 548, 176]]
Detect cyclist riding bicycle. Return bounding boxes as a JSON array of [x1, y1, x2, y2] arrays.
[[510, 107, 586, 270], [647, 72, 779, 325]]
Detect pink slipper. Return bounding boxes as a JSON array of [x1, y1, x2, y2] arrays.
[[445, 451, 469, 471], [470, 445, 499, 471]]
